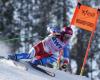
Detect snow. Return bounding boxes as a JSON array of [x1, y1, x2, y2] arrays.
[[0, 41, 90, 80], [0, 59, 91, 80], [0, 42, 11, 58]]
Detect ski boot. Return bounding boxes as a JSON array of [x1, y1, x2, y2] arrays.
[[8, 54, 18, 61]]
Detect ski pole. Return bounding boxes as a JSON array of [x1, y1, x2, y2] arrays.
[[57, 50, 63, 69]]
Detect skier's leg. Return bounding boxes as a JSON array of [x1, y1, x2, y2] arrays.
[[34, 55, 57, 68], [47, 55, 58, 68], [17, 47, 35, 59], [30, 53, 53, 66], [8, 53, 30, 61], [30, 57, 52, 66], [32, 55, 57, 67], [30, 58, 43, 65], [8, 47, 35, 61]]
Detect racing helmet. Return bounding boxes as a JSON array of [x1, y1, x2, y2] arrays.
[[61, 27, 73, 40], [47, 25, 60, 35]]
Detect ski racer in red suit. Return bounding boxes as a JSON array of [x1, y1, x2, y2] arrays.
[[9, 26, 73, 68]]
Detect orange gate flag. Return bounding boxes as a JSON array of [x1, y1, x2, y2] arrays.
[[71, 4, 99, 32]]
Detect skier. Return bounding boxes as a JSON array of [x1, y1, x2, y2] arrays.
[[9, 26, 73, 69]]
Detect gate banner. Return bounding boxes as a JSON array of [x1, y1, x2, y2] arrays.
[[71, 5, 99, 32]]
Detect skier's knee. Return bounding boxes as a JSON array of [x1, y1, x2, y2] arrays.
[[28, 47, 35, 58]]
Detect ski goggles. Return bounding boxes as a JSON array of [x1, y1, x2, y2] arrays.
[[64, 34, 71, 40]]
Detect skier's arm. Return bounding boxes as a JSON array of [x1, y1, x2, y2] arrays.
[[62, 45, 70, 64], [58, 45, 70, 70]]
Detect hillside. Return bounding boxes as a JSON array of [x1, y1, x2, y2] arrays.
[[0, 58, 91, 80]]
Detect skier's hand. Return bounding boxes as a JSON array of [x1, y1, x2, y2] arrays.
[[61, 63, 67, 69], [60, 58, 69, 70]]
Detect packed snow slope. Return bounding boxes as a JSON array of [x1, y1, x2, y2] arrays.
[[0, 58, 90, 80]]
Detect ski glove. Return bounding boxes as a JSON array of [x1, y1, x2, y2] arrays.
[[60, 58, 69, 69]]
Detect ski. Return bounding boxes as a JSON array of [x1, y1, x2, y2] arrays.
[[29, 62, 55, 77], [0, 56, 55, 77]]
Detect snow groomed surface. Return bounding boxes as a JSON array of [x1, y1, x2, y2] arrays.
[[0, 58, 91, 80]]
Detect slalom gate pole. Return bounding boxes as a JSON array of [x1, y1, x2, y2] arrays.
[[57, 50, 63, 68], [80, 31, 95, 75]]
